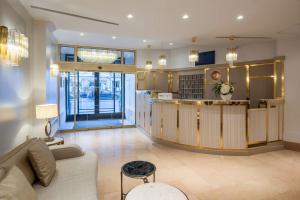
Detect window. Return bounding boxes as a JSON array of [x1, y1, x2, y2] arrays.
[[123, 51, 135, 65], [60, 46, 75, 62]]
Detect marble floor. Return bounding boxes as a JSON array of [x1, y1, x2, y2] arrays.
[[61, 128, 300, 200]]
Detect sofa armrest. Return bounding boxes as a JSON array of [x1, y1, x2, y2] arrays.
[[49, 144, 84, 160]]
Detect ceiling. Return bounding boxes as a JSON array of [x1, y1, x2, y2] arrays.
[[20, 0, 300, 49]]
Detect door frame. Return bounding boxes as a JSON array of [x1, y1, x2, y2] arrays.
[[58, 69, 136, 131]]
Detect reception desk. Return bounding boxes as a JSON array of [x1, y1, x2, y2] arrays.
[[136, 91, 284, 154]]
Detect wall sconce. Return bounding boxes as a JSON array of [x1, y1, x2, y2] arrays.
[[0, 26, 29, 66], [50, 64, 59, 77], [0, 26, 8, 61]]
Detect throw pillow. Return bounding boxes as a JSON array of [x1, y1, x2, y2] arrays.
[[28, 140, 56, 187]]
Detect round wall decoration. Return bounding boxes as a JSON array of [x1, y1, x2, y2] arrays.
[[211, 70, 222, 80]]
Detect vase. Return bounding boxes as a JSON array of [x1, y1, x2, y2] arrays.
[[220, 94, 232, 101]]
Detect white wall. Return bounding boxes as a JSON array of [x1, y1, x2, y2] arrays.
[[0, 0, 33, 154], [276, 38, 300, 143], [0, 0, 58, 155], [31, 21, 58, 138]]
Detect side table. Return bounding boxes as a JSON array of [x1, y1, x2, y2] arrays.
[[125, 182, 189, 200], [121, 161, 156, 200]]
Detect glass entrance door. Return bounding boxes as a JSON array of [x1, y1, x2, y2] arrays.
[[59, 71, 135, 130]]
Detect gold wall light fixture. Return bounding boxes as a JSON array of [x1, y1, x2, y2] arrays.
[[0, 26, 8, 61], [50, 63, 59, 77], [0, 26, 29, 66], [188, 36, 198, 63]]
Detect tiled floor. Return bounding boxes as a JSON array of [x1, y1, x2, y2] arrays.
[[61, 128, 300, 200]]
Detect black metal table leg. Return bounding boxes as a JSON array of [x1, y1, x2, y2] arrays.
[[121, 171, 123, 200]]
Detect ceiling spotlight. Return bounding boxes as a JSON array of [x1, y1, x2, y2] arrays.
[[169, 42, 173, 46], [80, 32, 84, 36], [143, 40, 147, 43], [182, 14, 189, 19], [127, 14, 133, 19], [236, 15, 244, 20], [112, 36, 117, 39]]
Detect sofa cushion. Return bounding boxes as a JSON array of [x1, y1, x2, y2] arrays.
[[33, 152, 98, 200], [49, 144, 84, 160], [0, 138, 39, 184], [28, 140, 56, 187], [0, 166, 37, 200]]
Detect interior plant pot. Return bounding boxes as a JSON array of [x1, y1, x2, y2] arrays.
[[220, 94, 232, 101]]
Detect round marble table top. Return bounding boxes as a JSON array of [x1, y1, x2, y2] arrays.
[[125, 183, 188, 200], [122, 160, 156, 178]]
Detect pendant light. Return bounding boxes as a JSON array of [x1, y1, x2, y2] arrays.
[[225, 36, 237, 66], [145, 60, 153, 70], [188, 36, 198, 63], [158, 55, 166, 67], [158, 42, 167, 68], [145, 44, 153, 70]]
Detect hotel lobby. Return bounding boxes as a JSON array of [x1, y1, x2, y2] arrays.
[[0, 0, 300, 199]]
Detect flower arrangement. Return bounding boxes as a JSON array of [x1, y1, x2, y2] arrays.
[[212, 81, 234, 100]]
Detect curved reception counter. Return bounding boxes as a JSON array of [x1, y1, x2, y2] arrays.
[[136, 91, 285, 155]]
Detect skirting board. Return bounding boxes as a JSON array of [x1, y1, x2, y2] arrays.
[[284, 141, 300, 152]]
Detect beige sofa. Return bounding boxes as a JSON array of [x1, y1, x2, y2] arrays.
[[0, 138, 98, 200]]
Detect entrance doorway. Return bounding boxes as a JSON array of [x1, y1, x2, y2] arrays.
[[59, 71, 136, 130]]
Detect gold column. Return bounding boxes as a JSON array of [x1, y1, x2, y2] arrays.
[[220, 105, 224, 149], [266, 102, 270, 142], [176, 103, 180, 143], [281, 61, 285, 98], [245, 104, 249, 148], [144, 71, 148, 89], [227, 67, 230, 83], [246, 65, 250, 99], [160, 103, 163, 138], [168, 72, 173, 93], [196, 104, 201, 146], [273, 62, 277, 98], [153, 72, 157, 90]]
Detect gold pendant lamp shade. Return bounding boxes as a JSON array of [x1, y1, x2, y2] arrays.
[[225, 36, 237, 66], [226, 47, 237, 65], [189, 36, 198, 63], [145, 44, 153, 70], [0, 26, 8, 60], [158, 55, 167, 67], [145, 60, 153, 70], [189, 49, 198, 62]]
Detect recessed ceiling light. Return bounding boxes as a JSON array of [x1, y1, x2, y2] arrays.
[[169, 42, 173, 46], [182, 14, 189, 19], [127, 14, 133, 19], [80, 32, 84, 36], [236, 15, 244, 20], [112, 36, 117, 39], [143, 40, 147, 43]]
